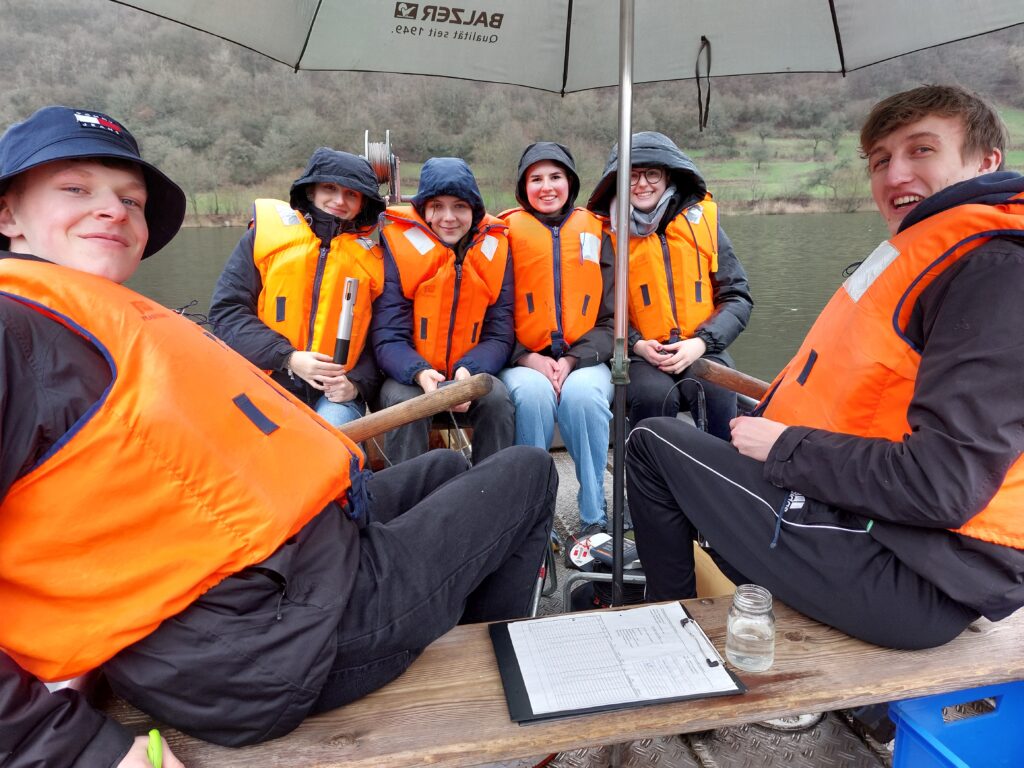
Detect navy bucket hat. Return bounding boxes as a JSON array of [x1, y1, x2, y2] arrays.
[[0, 106, 187, 258]]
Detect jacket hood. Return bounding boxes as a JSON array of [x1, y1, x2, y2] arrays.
[[586, 131, 706, 216], [899, 171, 1024, 233], [290, 147, 385, 229], [411, 157, 486, 229], [514, 141, 580, 214]]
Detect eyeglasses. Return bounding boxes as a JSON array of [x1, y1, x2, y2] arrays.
[[629, 168, 665, 187]]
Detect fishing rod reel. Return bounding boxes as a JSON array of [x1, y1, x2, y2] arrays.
[[364, 129, 408, 204]]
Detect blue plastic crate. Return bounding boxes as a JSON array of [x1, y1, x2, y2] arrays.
[[890, 681, 1024, 768]]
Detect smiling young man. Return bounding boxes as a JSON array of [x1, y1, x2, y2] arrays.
[[498, 142, 615, 539], [0, 108, 555, 768], [624, 85, 1024, 650]]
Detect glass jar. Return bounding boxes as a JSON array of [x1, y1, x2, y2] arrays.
[[725, 584, 776, 672]]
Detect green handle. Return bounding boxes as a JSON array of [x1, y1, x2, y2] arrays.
[[147, 729, 163, 768]]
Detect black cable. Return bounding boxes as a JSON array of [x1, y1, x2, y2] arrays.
[[660, 375, 708, 432], [173, 298, 213, 328]]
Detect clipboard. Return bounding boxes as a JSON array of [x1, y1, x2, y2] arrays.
[[490, 601, 746, 723]]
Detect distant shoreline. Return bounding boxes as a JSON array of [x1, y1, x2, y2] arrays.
[[181, 198, 875, 228]]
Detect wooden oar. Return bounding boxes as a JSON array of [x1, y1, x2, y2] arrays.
[[689, 358, 770, 401], [339, 373, 492, 443]]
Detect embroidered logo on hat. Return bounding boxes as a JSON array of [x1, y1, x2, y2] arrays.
[[73, 112, 125, 136]]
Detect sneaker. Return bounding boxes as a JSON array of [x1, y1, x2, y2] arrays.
[[573, 522, 606, 541], [565, 526, 610, 571], [549, 528, 563, 554]]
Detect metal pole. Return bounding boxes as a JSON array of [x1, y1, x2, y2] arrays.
[[610, 0, 634, 607]]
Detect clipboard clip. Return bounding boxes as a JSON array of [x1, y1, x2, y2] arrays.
[[680, 618, 720, 667]]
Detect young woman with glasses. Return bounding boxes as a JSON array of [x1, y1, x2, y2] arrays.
[[587, 131, 753, 441]]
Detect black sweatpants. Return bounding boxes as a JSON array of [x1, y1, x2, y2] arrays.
[[625, 417, 978, 649], [314, 444, 555, 711]]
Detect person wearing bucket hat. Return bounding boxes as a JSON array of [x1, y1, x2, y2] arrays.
[[0, 107, 555, 767], [0, 105, 185, 261], [210, 147, 387, 427], [372, 157, 516, 465], [587, 131, 752, 442]]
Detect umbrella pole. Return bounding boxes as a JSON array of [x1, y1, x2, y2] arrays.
[[610, 0, 635, 607]]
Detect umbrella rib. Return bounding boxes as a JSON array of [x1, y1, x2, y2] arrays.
[[109, 1, 298, 71], [295, 0, 326, 72], [560, 0, 575, 97], [827, 0, 848, 75]]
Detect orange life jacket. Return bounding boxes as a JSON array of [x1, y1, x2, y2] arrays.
[[759, 196, 1024, 548], [0, 259, 364, 680], [380, 205, 509, 376], [609, 196, 719, 343], [501, 207, 605, 354], [253, 199, 383, 370]]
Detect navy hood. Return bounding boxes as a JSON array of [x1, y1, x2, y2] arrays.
[[411, 157, 486, 229], [514, 141, 580, 215], [290, 147, 385, 229], [899, 171, 1024, 233], [586, 131, 706, 216]]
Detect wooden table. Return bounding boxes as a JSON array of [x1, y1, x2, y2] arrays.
[[104, 597, 1024, 767]]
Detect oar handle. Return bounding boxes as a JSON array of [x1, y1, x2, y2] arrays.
[[339, 373, 492, 443], [689, 358, 770, 401]]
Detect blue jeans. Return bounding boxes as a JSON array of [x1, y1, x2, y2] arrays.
[[500, 363, 613, 527], [314, 395, 365, 427]]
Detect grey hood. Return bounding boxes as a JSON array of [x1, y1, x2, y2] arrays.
[[586, 131, 706, 216]]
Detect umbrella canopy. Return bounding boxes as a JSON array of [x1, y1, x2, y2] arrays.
[[113, 0, 1023, 93], [113, 0, 1024, 604]]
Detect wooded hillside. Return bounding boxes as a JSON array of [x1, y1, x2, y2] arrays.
[[3, 0, 1022, 217]]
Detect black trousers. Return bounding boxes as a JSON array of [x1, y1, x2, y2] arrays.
[[313, 445, 555, 711], [379, 374, 515, 465], [625, 417, 978, 649]]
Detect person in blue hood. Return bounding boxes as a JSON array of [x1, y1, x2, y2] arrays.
[[371, 157, 515, 464], [210, 147, 387, 427], [588, 131, 753, 441]]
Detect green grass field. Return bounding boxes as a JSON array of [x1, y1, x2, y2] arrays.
[[187, 109, 1024, 220]]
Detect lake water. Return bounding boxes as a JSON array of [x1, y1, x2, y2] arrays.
[[127, 211, 892, 382]]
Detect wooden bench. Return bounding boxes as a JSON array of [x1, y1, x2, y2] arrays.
[[102, 597, 1024, 767]]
